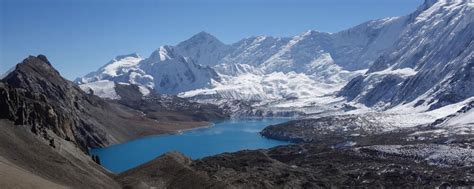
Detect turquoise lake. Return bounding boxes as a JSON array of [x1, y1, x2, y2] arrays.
[[90, 118, 290, 173]]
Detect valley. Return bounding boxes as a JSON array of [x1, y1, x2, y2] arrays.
[[0, 0, 473, 188]]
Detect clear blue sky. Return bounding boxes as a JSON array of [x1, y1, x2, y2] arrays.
[[1, 0, 423, 80]]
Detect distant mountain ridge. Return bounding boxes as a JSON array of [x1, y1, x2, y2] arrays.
[[77, 7, 406, 98]]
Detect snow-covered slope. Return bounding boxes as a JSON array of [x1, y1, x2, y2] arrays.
[[181, 72, 339, 101], [75, 53, 154, 88], [79, 80, 121, 100], [340, 0, 474, 110]]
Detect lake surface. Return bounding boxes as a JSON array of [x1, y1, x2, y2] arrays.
[[90, 118, 290, 173]]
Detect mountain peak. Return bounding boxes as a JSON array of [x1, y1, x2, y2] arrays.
[[6, 55, 59, 78], [193, 31, 217, 40], [146, 45, 181, 63], [13, 55, 58, 77], [178, 31, 224, 47], [37, 54, 51, 65], [2, 55, 76, 101]]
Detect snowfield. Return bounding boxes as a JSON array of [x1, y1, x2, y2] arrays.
[[179, 70, 357, 102]]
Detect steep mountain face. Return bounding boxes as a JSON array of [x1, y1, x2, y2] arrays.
[[220, 36, 291, 68], [1, 55, 109, 150], [340, 0, 474, 109], [140, 46, 220, 94]]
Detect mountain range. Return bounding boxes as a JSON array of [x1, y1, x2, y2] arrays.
[[77, 0, 473, 117]]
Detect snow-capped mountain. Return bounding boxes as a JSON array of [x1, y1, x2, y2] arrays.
[[77, 46, 220, 96], [75, 53, 154, 89], [78, 6, 413, 101], [340, 0, 474, 110], [77, 0, 473, 119]]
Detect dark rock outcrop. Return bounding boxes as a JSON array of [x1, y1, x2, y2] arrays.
[[0, 55, 108, 150], [0, 55, 176, 152]]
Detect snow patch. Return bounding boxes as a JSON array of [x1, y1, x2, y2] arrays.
[[79, 80, 120, 100], [369, 67, 418, 78], [138, 86, 151, 96]]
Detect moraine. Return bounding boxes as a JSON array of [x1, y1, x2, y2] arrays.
[[90, 118, 290, 173]]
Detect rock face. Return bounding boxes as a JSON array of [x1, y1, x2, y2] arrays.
[[0, 55, 108, 151], [339, 0, 474, 109]]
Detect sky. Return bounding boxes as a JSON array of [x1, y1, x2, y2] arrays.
[[1, 0, 423, 80]]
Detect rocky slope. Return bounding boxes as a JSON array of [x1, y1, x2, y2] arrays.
[[0, 55, 180, 151], [191, 143, 473, 188], [0, 119, 120, 188], [113, 82, 229, 122], [118, 142, 472, 188]]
